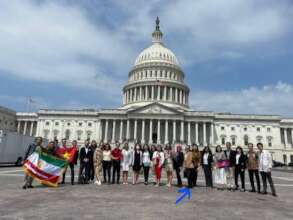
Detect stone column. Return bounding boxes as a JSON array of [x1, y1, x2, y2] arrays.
[[173, 120, 176, 143], [203, 122, 206, 146], [164, 86, 167, 101], [126, 119, 130, 140], [23, 121, 27, 135], [139, 87, 142, 101], [183, 92, 186, 105], [141, 119, 145, 144], [30, 122, 34, 136], [210, 123, 214, 146], [175, 88, 178, 103], [291, 128, 293, 146], [165, 120, 168, 144], [130, 89, 133, 103], [112, 120, 116, 143], [170, 87, 173, 101], [179, 90, 182, 104], [187, 121, 191, 145], [104, 120, 109, 143], [119, 120, 123, 143], [149, 119, 153, 144], [195, 122, 198, 145], [157, 85, 161, 100], [96, 120, 101, 142], [145, 86, 149, 100], [134, 119, 138, 142], [134, 87, 137, 101], [157, 120, 161, 144], [180, 120, 184, 142], [17, 121, 21, 133], [284, 128, 288, 146], [151, 86, 154, 100]]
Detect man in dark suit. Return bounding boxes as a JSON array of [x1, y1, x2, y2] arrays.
[[173, 145, 184, 187], [78, 140, 93, 184], [224, 142, 236, 190]]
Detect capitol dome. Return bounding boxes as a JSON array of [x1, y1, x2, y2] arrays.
[[121, 17, 190, 110], [134, 43, 179, 66]]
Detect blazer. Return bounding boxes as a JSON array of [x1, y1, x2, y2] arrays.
[[235, 153, 247, 170], [173, 151, 184, 169], [79, 146, 93, 164], [224, 150, 236, 167], [201, 151, 213, 168]]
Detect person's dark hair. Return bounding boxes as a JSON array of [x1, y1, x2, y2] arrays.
[[104, 143, 111, 151], [151, 145, 156, 152], [203, 146, 212, 154], [193, 144, 199, 152], [134, 143, 141, 152], [157, 145, 163, 152], [256, 143, 263, 147], [216, 145, 222, 153], [236, 146, 243, 154]]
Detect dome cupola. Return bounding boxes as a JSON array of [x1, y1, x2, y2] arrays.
[[121, 17, 190, 110]]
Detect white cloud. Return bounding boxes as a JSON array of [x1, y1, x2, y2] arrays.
[[0, 0, 132, 99], [190, 82, 293, 116]]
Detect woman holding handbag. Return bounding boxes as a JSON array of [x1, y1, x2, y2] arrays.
[[214, 145, 228, 190]]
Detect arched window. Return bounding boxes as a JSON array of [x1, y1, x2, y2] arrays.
[[220, 135, 226, 145]]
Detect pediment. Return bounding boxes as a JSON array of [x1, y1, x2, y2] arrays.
[[128, 103, 183, 115]]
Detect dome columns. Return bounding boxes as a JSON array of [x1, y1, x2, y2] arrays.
[[123, 84, 189, 106]]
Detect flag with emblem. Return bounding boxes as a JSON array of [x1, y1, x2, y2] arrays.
[[55, 146, 78, 164], [23, 151, 67, 187]]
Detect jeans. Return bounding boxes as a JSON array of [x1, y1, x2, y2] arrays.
[[234, 166, 245, 189], [248, 169, 260, 192], [186, 168, 194, 188], [143, 165, 150, 183], [193, 168, 198, 186], [260, 171, 276, 195], [203, 165, 213, 187], [175, 168, 182, 186], [78, 162, 90, 183], [112, 160, 121, 184], [103, 160, 112, 183], [62, 163, 75, 184]]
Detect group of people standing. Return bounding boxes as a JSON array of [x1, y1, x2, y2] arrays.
[[22, 137, 277, 197]]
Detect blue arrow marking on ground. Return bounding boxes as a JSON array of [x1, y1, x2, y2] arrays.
[[175, 187, 191, 205]]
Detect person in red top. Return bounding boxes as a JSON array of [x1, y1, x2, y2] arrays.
[[59, 139, 78, 185], [111, 142, 122, 184]]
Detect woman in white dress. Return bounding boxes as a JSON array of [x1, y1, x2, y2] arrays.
[[121, 143, 131, 184], [214, 145, 228, 190]]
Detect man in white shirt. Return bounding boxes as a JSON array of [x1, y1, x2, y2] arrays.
[[257, 143, 277, 197]]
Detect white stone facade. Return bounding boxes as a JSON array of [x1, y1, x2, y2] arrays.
[[0, 106, 17, 132], [12, 18, 293, 164]]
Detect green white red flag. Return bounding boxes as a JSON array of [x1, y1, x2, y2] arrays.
[[23, 151, 67, 187]]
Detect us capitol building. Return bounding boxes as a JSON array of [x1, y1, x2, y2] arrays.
[[1, 18, 293, 164]]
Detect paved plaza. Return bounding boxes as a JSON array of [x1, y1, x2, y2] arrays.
[[0, 167, 292, 220]]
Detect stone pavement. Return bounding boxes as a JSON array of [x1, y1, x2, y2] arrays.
[[0, 167, 293, 220]]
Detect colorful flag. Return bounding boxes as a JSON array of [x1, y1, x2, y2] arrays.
[[56, 146, 78, 164], [23, 151, 67, 187]]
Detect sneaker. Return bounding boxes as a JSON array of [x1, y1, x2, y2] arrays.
[[155, 184, 159, 187], [98, 181, 102, 186], [22, 185, 27, 190], [167, 183, 171, 187], [94, 181, 99, 185]]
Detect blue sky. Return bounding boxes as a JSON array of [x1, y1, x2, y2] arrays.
[[0, 0, 293, 116]]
